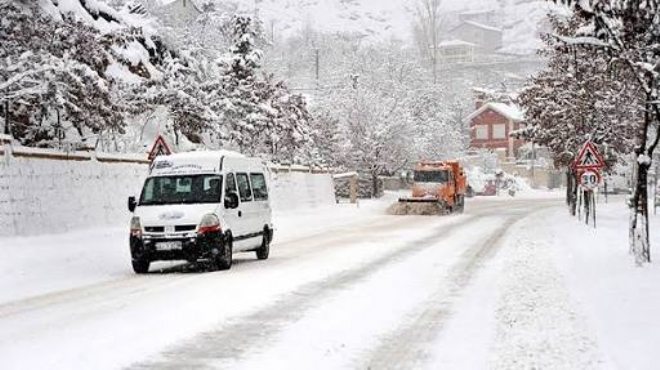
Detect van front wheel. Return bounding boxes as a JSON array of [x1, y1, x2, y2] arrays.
[[256, 228, 271, 260], [216, 237, 233, 270], [132, 258, 150, 274]]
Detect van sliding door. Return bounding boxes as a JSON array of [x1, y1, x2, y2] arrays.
[[235, 173, 261, 250]]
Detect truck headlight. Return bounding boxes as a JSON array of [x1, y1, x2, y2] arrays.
[[130, 216, 142, 238]]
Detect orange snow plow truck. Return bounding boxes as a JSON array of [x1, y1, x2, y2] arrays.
[[388, 160, 467, 215]]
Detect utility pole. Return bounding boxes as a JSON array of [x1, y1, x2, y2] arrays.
[[270, 20, 275, 44], [531, 141, 536, 188], [57, 109, 62, 149], [3, 101, 9, 136], [314, 48, 320, 90], [653, 162, 660, 215]]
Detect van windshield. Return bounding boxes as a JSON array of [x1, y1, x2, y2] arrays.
[[414, 170, 449, 183], [139, 175, 222, 205]]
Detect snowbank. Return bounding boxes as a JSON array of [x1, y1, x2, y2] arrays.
[[466, 166, 531, 193], [269, 170, 336, 211]]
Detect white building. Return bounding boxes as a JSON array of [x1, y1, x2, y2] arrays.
[[438, 40, 476, 64], [448, 21, 503, 53]]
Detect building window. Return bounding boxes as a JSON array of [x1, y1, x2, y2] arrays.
[[493, 124, 506, 139], [475, 125, 488, 140]]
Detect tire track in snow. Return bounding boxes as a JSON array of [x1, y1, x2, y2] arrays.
[[0, 199, 544, 321], [0, 214, 432, 320], [364, 212, 527, 369], [129, 215, 491, 370]]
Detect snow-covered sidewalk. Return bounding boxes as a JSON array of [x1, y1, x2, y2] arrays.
[[431, 196, 660, 369], [548, 199, 660, 369]]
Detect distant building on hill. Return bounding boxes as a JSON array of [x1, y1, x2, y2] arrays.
[[448, 20, 503, 53], [457, 10, 498, 26], [438, 40, 476, 64]]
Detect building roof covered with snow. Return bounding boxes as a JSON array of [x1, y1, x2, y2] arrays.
[[448, 20, 503, 53], [438, 39, 478, 48], [465, 102, 524, 123]]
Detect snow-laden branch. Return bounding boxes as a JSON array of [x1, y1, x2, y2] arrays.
[[554, 35, 611, 48], [0, 66, 54, 93]]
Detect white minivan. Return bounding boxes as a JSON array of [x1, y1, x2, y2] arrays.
[[127, 151, 273, 273]]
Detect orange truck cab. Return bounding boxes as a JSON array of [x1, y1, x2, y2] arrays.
[[410, 160, 467, 211]]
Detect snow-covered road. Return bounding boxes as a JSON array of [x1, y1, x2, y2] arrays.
[[0, 197, 563, 369]]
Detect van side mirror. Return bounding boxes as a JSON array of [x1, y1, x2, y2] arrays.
[[224, 191, 239, 209], [128, 196, 137, 212]]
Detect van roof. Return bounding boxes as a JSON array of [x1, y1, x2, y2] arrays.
[[150, 150, 249, 176], [158, 150, 245, 161]]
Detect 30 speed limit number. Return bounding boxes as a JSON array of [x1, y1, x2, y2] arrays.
[[580, 170, 601, 190]]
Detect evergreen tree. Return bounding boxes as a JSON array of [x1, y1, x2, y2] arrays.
[[210, 15, 312, 161]]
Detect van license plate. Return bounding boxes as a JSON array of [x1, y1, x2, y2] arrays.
[[156, 241, 182, 251]]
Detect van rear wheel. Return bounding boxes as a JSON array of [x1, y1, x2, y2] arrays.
[[256, 228, 271, 260], [215, 237, 233, 270], [132, 258, 150, 274]]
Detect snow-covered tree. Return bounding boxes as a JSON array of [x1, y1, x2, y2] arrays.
[[546, 0, 660, 264], [302, 38, 468, 194], [207, 15, 312, 161], [517, 14, 641, 215], [408, 88, 467, 160], [0, 1, 126, 147], [410, 0, 446, 84]]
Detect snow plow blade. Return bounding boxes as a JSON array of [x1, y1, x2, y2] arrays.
[[386, 198, 450, 216]]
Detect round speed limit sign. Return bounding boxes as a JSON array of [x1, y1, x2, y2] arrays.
[[580, 170, 600, 190]]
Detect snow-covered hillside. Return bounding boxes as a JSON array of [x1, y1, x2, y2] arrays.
[[498, 0, 568, 55], [239, 0, 413, 41], [230, 0, 565, 54]]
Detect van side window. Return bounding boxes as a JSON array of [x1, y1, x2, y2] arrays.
[[250, 173, 268, 201], [236, 173, 252, 202], [225, 173, 237, 196]]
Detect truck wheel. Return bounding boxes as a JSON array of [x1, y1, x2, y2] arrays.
[[256, 228, 271, 260], [132, 258, 150, 274], [216, 236, 233, 270], [456, 195, 465, 213]]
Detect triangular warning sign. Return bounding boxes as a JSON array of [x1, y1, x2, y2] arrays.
[[148, 135, 172, 161], [574, 141, 605, 170]]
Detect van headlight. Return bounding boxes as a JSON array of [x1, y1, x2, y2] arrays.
[[130, 216, 142, 238], [198, 214, 221, 235]]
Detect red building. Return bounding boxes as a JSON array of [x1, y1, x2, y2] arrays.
[[467, 102, 525, 158]]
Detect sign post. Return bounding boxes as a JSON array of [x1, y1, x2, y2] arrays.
[[573, 140, 606, 227]]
